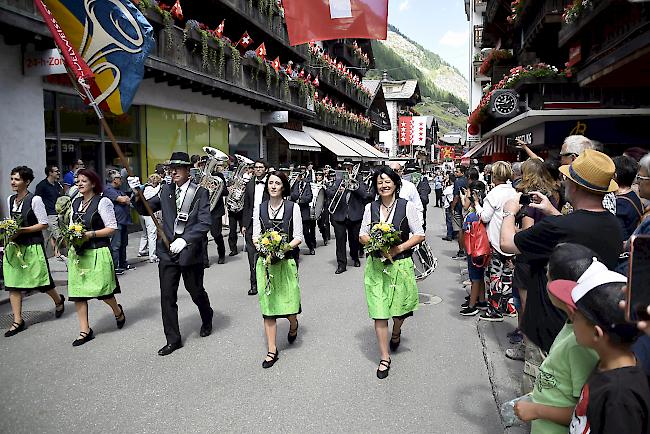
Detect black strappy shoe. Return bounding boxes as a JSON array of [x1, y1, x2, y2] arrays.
[[262, 349, 279, 369], [55, 294, 65, 318], [389, 331, 401, 351], [115, 304, 126, 329], [72, 329, 94, 347], [288, 321, 299, 344], [4, 320, 25, 337], [376, 358, 391, 379]]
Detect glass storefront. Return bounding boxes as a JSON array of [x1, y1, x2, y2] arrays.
[[229, 122, 261, 160]]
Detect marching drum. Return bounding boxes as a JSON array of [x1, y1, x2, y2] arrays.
[[309, 184, 326, 220], [413, 241, 437, 280]]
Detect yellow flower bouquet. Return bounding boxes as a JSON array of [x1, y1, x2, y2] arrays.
[[59, 221, 86, 252], [364, 222, 402, 262], [0, 217, 21, 247], [257, 230, 292, 265]]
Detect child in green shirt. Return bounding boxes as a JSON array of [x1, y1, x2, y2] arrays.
[[513, 243, 599, 433]]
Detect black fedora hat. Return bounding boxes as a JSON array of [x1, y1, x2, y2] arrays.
[[167, 152, 192, 166]]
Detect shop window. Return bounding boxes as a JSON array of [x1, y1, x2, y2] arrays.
[[44, 91, 56, 137], [229, 122, 260, 160], [145, 106, 187, 173], [104, 106, 138, 141], [58, 93, 100, 137], [187, 113, 209, 158], [209, 117, 229, 155]]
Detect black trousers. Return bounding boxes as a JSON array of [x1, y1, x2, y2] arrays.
[[303, 219, 317, 249], [210, 213, 225, 258], [159, 262, 212, 345], [317, 211, 331, 241], [435, 189, 443, 207], [245, 225, 258, 290], [332, 218, 361, 268], [228, 210, 243, 253], [422, 205, 428, 231]]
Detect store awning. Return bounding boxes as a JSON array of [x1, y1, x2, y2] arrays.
[[303, 127, 363, 160], [273, 127, 321, 152], [329, 132, 379, 160], [351, 138, 389, 160], [461, 138, 491, 159]]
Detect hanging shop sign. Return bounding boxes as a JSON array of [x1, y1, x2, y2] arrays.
[[23, 49, 66, 76]]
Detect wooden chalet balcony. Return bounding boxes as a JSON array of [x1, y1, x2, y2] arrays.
[[486, 0, 509, 23], [518, 0, 568, 52]]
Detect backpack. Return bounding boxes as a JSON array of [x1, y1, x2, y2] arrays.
[[463, 212, 491, 268]]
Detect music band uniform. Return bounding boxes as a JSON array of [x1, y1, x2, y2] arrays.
[[290, 178, 314, 253], [243, 174, 270, 294]]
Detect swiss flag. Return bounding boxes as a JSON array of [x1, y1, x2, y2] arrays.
[[313, 75, 319, 87], [282, 0, 388, 46], [236, 31, 253, 49], [285, 62, 293, 75], [255, 43, 267, 59], [170, 0, 183, 21], [214, 19, 225, 38], [271, 57, 281, 72], [398, 116, 413, 147]]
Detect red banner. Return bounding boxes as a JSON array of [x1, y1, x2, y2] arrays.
[[398, 116, 412, 147], [283, 0, 388, 46], [439, 146, 455, 160]]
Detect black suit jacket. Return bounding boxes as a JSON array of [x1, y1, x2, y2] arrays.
[[135, 181, 211, 266], [290, 180, 313, 221], [417, 177, 432, 206], [242, 177, 270, 229], [210, 172, 228, 218], [325, 176, 368, 222]]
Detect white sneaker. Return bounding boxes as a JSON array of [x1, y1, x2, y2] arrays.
[[149, 256, 159, 263]]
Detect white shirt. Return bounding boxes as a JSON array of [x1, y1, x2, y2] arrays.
[[359, 200, 425, 237], [400, 178, 423, 212], [252, 200, 303, 242], [442, 185, 454, 209], [6, 194, 48, 224], [175, 179, 191, 209], [476, 183, 517, 256], [254, 176, 267, 209], [70, 196, 118, 229]]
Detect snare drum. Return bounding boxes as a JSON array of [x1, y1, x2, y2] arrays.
[[413, 241, 437, 280]]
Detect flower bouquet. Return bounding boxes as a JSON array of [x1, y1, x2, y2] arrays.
[[59, 221, 86, 253], [364, 222, 402, 263], [257, 229, 293, 296], [0, 217, 21, 247]]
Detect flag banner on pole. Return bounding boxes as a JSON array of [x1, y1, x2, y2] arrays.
[[439, 146, 455, 160], [411, 116, 427, 147], [283, 0, 388, 46], [34, 0, 154, 115], [398, 116, 412, 147]]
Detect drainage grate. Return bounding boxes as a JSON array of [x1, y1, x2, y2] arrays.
[[0, 311, 53, 328], [419, 293, 443, 306]]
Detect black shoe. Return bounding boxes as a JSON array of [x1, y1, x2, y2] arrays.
[[323, 239, 328, 246], [288, 321, 299, 344], [376, 358, 391, 379], [115, 268, 125, 275], [335, 267, 346, 274], [248, 288, 258, 296], [262, 349, 279, 368], [200, 310, 213, 337], [228, 251, 238, 256], [476, 301, 489, 310], [306, 249, 315, 255], [479, 308, 504, 322], [125, 264, 136, 271], [442, 236, 453, 241], [451, 251, 467, 260], [4, 320, 25, 337], [158, 342, 183, 356], [217, 257, 225, 264], [72, 329, 94, 347], [459, 306, 480, 316], [115, 304, 126, 329], [390, 331, 401, 351], [353, 260, 361, 267], [55, 294, 65, 318]]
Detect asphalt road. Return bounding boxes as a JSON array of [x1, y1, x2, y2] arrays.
[[0, 208, 505, 433]]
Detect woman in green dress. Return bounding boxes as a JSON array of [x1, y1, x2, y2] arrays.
[[3, 166, 65, 337], [359, 166, 426, 379], [67, 169, 125, 346], [252, 171, 303, 368]]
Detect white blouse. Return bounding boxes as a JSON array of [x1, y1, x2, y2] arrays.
[[5, 195, 48, 225], [359, 199, 425, 237], [252, 200, 303, 242], [69, 196, 118, 229]]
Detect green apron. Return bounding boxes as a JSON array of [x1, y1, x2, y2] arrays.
[[67, 246, 117, 298], [256, 257, 301, 317], [364, 256, 419, 319], [2, 243, 52, 289]]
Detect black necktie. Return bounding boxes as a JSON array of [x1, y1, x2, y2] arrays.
[[256, 180, 265, 185]]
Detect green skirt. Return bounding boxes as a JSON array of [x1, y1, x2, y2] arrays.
[[364, 256, 419, 320], [67, 246, 119, 300], [2, 242, 54, 292], [256, 257, 301, 318]]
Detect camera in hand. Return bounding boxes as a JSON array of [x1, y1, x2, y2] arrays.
[[519, 194, 532, 206]]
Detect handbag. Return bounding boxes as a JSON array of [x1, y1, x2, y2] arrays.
[[464, 219, 491, 268]]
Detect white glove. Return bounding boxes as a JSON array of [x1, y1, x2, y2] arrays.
[[127, 176, 142, 190], [169, 238, 187, 254]]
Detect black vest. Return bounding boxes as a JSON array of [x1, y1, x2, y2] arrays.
[[71, 195, 110, 249], [10, 192, 44, 246], [259, 200, 298, 259], [370, 198, 413, 260]]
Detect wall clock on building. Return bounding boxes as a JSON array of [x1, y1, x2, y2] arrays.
[[489, 89, 520, 118]]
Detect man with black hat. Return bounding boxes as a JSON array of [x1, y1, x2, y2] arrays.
[[291, 166, 315, 255], [128, 152, 213, 356], [326, 158, 368, 274], [315, 170, 331, 245], [242, 159, 270, 295]]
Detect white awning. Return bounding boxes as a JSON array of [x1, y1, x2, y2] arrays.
[[303, 127, 363, 160], [351, 138, 389, 160], [328, 132, 379, 160], [461, 138, 491, 159], [273, 127, 321, 152]]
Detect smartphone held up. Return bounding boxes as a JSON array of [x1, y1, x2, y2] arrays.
[[626, 235, 650, 322]]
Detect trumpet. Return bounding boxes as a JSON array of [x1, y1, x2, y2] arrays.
[[328, 163, 360, 214], [199, 146, 228, 211]]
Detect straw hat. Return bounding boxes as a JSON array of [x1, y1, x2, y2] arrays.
[[559, 149, 618, 193]]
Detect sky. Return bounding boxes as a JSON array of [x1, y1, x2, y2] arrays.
[[387, 0, 469, 79]]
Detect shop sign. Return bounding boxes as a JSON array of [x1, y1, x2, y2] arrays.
[[261, 111, 289, 124], [514, 132, 532, 144], [466, 123, 481, 142], [24, 49, 66, 76], [567, 42, 582, 68]]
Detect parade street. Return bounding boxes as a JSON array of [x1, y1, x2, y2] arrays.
[[0, 211, 516, 433]]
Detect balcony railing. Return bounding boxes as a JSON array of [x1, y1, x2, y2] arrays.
[[474, 25, 484, 47], [473, 60, 491, 83], [558, 0, 614, 47], [519, 0, 567, 51]]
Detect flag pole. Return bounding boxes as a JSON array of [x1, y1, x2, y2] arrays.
[[80, 81, 171, 249]]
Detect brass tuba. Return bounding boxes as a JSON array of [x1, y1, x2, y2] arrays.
[[226, 154, 254, 213], [199, 146, 228, 211], [328, 163, 361, 214]]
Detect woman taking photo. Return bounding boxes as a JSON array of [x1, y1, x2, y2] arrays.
[[67, 169, 125, 346], [359, 166, 425, 379], [252, 171, 303, 369], [3, 166, 65, 337]]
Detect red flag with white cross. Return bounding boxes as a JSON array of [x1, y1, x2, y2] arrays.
[[282, 0, 388, 45], [271, 57, 281, 72], [236, 31, 253, 49], [215, 19, 225, 38], [255, 43, 267, 59]]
